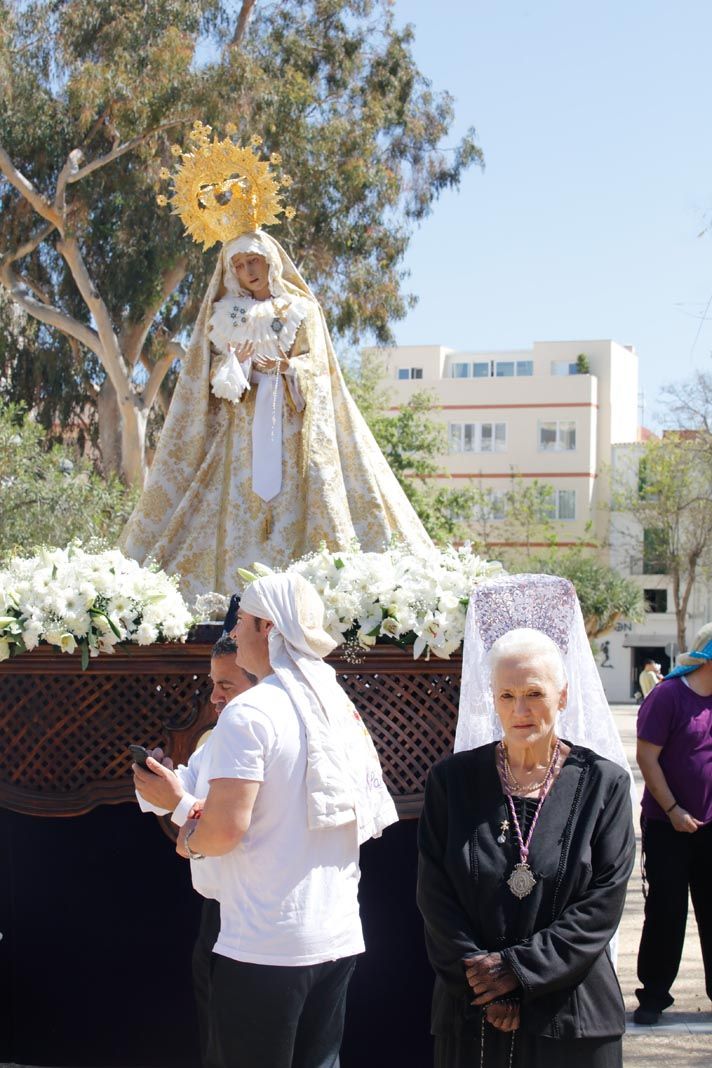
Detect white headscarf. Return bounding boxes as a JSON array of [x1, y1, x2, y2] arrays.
[[456, 573, 633, 782], [240, 572, 398, 843]]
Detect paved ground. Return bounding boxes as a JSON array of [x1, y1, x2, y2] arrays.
[[613, 703, 711, 1066], [3, 704, 710, 1067]]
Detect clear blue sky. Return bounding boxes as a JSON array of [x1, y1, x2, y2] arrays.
[[389, 0, 712, 429]]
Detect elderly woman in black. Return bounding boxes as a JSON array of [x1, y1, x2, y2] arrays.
[[417, 623, 635, 1068]]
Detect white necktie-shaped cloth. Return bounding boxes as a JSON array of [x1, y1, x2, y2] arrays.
[[240, 573, 398, 844]]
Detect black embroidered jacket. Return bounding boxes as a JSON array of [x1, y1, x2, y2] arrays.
[[416, 743, 635, 1040]]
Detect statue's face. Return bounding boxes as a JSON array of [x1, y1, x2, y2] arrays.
[[231, 252, 270, 299]]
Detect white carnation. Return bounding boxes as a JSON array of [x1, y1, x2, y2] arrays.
[[136, 622, 158, 646], [22, 621, 43, 651]]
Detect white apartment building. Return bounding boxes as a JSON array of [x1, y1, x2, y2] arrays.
[[601, 441, 712, 701], [370, 339, 640, 548], [365, 338, 649, 701]]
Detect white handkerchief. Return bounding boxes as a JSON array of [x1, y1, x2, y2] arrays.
[[211, 348, 251, 403]]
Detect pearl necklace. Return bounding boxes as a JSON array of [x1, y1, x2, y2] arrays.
[[502, 741, 558, 793]]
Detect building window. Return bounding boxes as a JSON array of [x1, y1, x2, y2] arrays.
[[473, 490, 506, 521], [448, 425, 462, 452], [450, 362, 470, 378], [397, 367, 423, 380], [538, 420, 576, 451], [490, 493, 506, 519], [448, 422, 507, 453], [544, 489, 576, 520], [643, 528, 668, 574], [551, 360, 578, 376], [450, 360, 532, 379], [556, 489, 576, 519], [644, 588, 668, 613]]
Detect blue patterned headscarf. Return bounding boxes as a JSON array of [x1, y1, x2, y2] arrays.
[[665, 627, 712, 679]]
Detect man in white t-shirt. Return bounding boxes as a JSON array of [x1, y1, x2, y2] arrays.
[[174, 572, 397, 1068], [133, 634, 255, 1068]]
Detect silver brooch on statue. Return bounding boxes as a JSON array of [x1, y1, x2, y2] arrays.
[[507, 862, 537, 899], [497, 819, 509, 844], [271, 317, 284, 334]]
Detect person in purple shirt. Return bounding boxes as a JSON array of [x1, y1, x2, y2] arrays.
[[634, 622, 712, 1025]]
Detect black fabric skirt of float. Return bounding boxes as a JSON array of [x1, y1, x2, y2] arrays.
[[434, 1025, 622, 1068]]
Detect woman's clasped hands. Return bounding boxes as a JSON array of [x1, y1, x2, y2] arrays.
[[464, 952, 520, 1032]]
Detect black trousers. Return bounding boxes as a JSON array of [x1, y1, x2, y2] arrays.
[[211, 952, 357, 1068], [193, 897, 222, 1068], [434, 1026, 622, 1067], [636, 817, 712, 1010]]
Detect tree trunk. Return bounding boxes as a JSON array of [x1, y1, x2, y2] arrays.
[[671, 567, 688, 652], [97, 378, 148, 487], [118, 400, 148, 489], [96, 379, 123, 478], [676, 557, 698, 654]]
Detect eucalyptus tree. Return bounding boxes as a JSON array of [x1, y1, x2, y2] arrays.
[[0, 0, 481, 484]]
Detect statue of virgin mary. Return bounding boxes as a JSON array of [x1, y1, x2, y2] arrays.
[[121, 224, 432, 599]]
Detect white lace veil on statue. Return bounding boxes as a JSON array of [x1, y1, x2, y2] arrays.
[[455, 573, 632, 780]]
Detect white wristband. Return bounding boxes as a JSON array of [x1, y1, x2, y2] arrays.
[[171, 792, 199, 827]]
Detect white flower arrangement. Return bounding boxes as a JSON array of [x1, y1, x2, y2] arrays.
[[0, 545, 193, 667], [243, 542, 505, 660]]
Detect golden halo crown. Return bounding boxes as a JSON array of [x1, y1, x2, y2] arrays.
[[157, 122, 296, 250]]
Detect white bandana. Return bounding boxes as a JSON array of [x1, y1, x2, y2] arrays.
[[241, 573, 398, 843]]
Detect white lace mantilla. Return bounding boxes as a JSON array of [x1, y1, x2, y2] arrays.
[[455, 573, 634, 781]]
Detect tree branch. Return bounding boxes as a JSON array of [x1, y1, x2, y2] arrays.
[[143, 348, 178, 411], [231, 0, 257, 47], [66, 118, 193, 185], [55, 148, 85, 215], [0, 145, 62, 229], [1, 221, 56, 266], [17, 272, 53, 306], [56, 236, 131, 402], [120, 258, 187, 368], [0, 261, 103, 359], [166, 339, 186, 360]]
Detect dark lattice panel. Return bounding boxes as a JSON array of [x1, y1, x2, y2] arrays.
[[0, 644, 461, 818], [0, 647, 214, 815], [336, 668, 459, 814]]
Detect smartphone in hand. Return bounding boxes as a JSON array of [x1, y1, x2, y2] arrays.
[[129, 744, 154, 772]]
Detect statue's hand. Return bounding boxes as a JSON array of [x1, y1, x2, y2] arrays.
[[227, 340, 254, 361], [253, 354, 288, 374]]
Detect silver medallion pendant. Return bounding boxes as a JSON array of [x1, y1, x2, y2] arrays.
[[507, 862, 537, 899]]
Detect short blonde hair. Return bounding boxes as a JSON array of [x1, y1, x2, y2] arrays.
[[488, 627, 567, 690]]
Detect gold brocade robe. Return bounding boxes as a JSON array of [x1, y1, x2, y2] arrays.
[[120, 256, 433, 600]]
